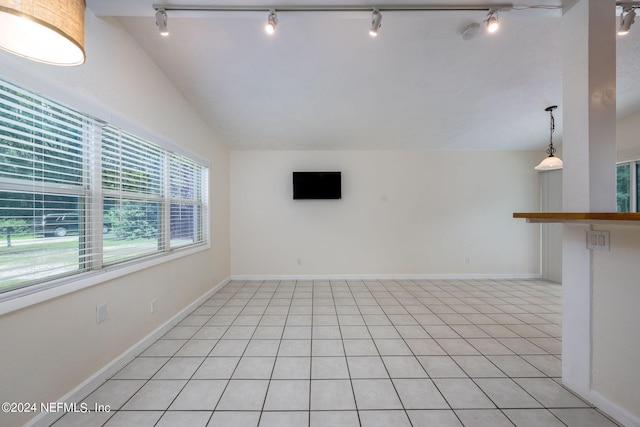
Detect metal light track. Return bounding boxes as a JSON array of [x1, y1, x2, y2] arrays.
[[152, 3, 514, 13]]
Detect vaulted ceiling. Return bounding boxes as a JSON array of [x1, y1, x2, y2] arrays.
[[87, 1, 640, 151]]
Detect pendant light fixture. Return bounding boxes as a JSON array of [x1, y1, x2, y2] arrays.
[[0, 0, 86, 66], [535, 106, 563, 171]]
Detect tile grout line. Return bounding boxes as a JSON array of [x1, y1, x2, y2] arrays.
[[51, 278, 622, 427], [333, 278, 364, 427], [98, 279, 253, 425]]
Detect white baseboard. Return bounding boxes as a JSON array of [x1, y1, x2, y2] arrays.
[[589, 390, 640, 427], [28, 276, 231, 427], [230, 273, 543, 281]]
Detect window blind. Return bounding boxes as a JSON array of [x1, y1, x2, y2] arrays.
[[0, 80, 94, 291], [169, 153, 207, 249], [101, 126, 165, 265], [0, 77, 209, 296]]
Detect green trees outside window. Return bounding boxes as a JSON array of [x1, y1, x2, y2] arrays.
[[0, 77, 208, 294]]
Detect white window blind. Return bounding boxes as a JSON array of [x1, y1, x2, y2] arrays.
[[102, 126, 165, 265], [0, 79, 95, 291], [0, 77, 209, 296], [169, 153, 207, 249]]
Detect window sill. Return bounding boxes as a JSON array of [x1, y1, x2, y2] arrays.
[[0, 243, 210, 316]]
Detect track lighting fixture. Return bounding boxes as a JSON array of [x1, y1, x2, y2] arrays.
[[535, 106, 563, 171], [265, 9, 278, 35], [156, 8, 169, 36], [485, 9, 500, 33], [618, 7, 636, 35], [151, 3, 520, 39], [369, 8, 382, 37]]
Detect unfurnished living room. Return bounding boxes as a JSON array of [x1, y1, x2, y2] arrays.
[[0, 0, 639, 426]]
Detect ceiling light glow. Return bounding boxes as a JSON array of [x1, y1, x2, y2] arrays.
[[265, 9, 278, 34], [486, 9, 499, 33]]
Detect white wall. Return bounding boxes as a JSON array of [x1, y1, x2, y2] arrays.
[[539, 169, 563, 283], [591, 225, 640, 424], [586, 109, 640, 426], [231, 150, 541, 277], [0, 13, 230, 427]]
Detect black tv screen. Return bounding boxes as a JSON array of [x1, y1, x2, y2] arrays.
[[293, 172, 341, 200]]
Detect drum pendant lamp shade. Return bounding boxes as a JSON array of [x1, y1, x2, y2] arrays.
[[0, 0, 86, 66]]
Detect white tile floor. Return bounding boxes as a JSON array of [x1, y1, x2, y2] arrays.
[[53, 279, 621, 427]]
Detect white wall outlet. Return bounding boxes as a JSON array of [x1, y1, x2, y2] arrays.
[[150, 299, 157, 313], [587, 231, 610, 251], [96, 303, 107, 324]]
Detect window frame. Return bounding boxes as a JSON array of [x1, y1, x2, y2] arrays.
[[0, 77, 210, 312], [617, 160, 639, 213]]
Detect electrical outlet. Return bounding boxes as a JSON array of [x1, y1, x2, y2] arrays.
[[150, 299, 157, 313], [587, 231, 610, 251], [96, 303, 107, 324]]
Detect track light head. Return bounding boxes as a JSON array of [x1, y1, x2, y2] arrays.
[[485, 9, 499, 33], [156, 8, 169, 36], [265, 9, 278, 34], [618, 8, 636, 35], [369, 8, 382, 37]]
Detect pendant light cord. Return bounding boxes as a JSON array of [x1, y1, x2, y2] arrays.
[[546, 106, 557, 157]]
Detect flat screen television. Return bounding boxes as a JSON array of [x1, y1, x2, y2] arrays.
[[292, 171, 341, 200]]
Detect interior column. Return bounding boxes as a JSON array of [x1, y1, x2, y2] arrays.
[[561, 0, 617, 398]]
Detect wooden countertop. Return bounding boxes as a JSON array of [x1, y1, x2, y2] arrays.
[[513, 212, 640, 224]]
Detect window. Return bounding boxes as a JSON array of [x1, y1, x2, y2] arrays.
[[617, 161, 639, 212], [102, 126, 164, 265], [0, 78, 208, 296], [170, 154, 207, 249], [617, 163, 631, 212], [636, 163, 640, 213]]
